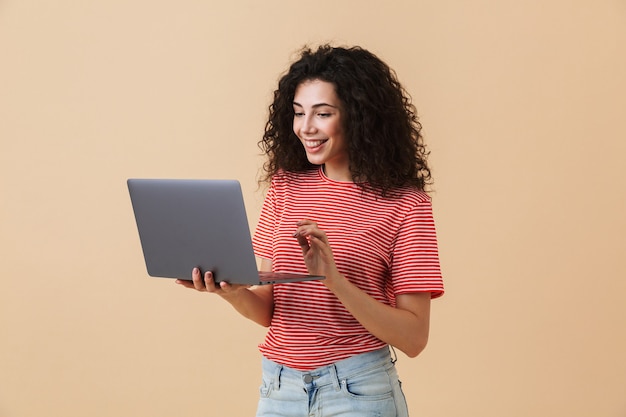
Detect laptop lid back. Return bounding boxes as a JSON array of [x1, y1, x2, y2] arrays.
[[127, 178, 260, 285]]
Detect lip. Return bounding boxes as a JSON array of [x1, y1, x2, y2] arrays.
[[303, 139, 328, 151]]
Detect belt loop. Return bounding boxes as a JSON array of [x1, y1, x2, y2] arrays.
[[273, 363, 283, 391], [390, 345, 398, 364], [329, 364, 341, 391]]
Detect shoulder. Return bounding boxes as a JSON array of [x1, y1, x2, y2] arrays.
[[380, 185, 432, 208]]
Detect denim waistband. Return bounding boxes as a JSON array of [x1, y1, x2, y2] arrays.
[[261, 347, 394, 391]]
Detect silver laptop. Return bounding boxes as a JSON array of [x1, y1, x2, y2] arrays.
[[127, 179, 324, 285]]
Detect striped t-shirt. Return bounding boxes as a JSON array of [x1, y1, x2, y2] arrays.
[[252, 167, 444, 370]]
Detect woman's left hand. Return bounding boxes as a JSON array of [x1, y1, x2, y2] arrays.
[[293, 220, 431, 358], [293, 219, 340, 279]]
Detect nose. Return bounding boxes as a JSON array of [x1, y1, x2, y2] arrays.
[[300, 115, 317, 135]]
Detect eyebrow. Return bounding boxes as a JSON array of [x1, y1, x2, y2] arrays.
[[292, 101, 339, 109]]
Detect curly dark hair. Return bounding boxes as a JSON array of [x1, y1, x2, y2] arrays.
[[258, 44, 432, 194]]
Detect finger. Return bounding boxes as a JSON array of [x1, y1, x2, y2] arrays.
[[308, 235, 325, 252], [296, 219, 317, 227], [192, 267, 207, 291], [217, 281, 251, 294], [175, 279, 195, 289], [295, 233, 310, 250], [300, 227, 328, 243], [203, 271, 219, 293], [293, 220, 320, 237], [294, 223, 326, 238], [218, 281, 234, 292], [309, 235, 334, 260]]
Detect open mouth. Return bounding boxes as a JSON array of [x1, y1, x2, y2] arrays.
[[304, 139, 328, 149]]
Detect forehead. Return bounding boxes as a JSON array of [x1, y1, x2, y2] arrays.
[[293, 79, 340, 105]]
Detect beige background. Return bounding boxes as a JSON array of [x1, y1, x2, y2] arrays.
[[1, 1, 625, 416]]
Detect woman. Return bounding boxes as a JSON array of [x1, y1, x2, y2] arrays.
[[177, 45, 444, 417]]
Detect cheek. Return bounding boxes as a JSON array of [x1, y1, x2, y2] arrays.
[[329, 119, 343, 135], [292, 119, 301, 135], [329, 123, 344, 140]]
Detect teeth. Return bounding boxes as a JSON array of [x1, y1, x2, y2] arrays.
[[305, 140, 326, 147]]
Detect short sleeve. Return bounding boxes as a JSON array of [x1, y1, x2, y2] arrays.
[[390, 198, 444, 298], [252, 181, 277, 260]]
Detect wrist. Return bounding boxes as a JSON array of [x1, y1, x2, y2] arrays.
[[322, 270, 347, 292], [219, 284, 250, 302]]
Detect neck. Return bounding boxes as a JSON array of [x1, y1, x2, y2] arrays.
[[323, 164, 353, 182]]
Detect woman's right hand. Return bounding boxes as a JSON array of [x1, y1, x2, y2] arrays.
[[175, 267, 249, 299], [176, 260, 275, 327]]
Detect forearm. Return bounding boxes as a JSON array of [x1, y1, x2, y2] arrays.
[[220, 285, 274, 327], [325, 273, 431, 357], [177, 267, 274, 327]]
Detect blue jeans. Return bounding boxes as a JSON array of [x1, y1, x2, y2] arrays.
[[256, 347, 409, 417]]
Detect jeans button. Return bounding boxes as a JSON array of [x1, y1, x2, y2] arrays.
[[303, 374, 313, 383]]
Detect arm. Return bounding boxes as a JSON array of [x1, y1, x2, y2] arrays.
[[294, 220, 431, 357], [323, 274, 430, 357], [175, 260, 274, 327]]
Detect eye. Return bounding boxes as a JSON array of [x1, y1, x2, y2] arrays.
[[293, 111, 305, 117], [318, 113, 331, 118]]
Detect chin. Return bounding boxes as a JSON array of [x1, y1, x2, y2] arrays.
[[305, 156, 326, 166]]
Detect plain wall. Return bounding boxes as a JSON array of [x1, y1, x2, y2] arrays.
[[1, 1, 625, 416]]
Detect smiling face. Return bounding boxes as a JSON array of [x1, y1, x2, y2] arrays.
[[292, 79, 351, 181]]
